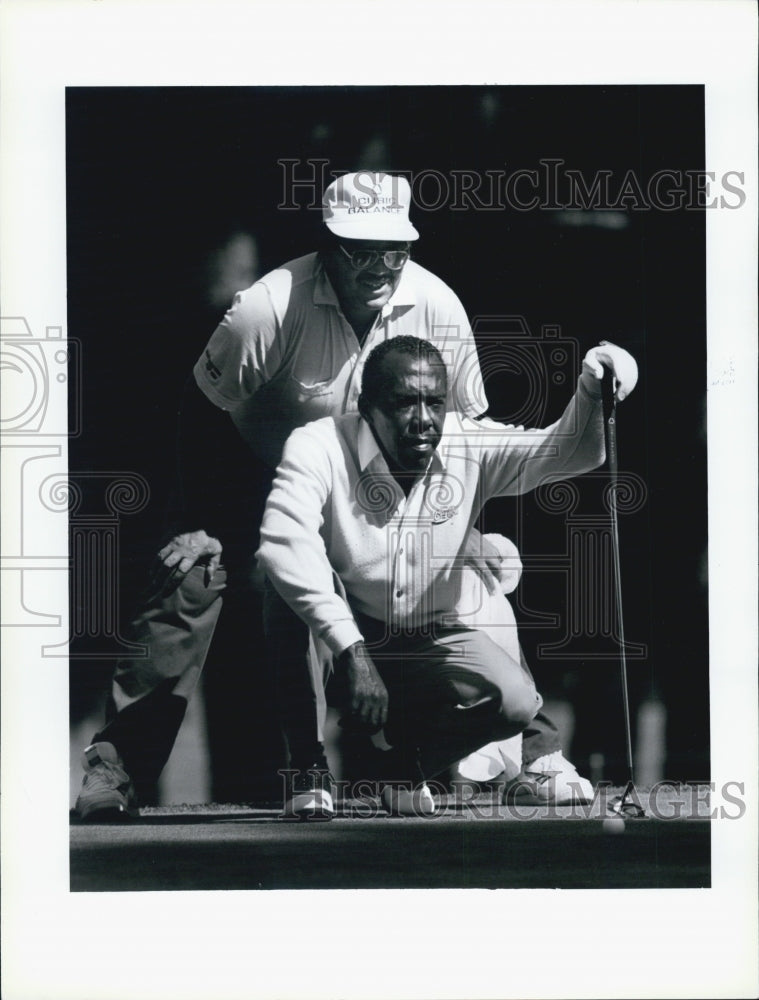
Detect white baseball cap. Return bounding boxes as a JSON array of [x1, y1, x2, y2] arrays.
[[322, 171, 419, 242]]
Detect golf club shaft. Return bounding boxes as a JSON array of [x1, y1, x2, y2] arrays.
[[603, 371, 635, 782]]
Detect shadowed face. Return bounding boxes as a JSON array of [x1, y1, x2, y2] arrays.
[[325, 239, 410, 319], [362, 352, 447, 476]]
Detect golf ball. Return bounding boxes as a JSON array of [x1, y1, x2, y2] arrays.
[[603, 817, 626, 834]]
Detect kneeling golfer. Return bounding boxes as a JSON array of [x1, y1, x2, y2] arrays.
[[257, 334, 638, 817]]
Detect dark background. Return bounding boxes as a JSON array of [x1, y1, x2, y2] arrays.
[[67, 85, 708, 784]]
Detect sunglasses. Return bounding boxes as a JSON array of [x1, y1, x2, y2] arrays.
[[338, 244, 410, 272]]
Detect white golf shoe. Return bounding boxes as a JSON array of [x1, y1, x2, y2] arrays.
[[504, 751, 594, 805]]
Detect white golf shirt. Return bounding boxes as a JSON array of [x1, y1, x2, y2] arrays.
[[257, 370, 605, 656]]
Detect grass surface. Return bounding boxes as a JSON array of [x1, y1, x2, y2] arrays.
[[70, 785, 711, 891]]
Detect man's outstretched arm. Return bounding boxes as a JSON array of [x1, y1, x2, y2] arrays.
[[472, 341, 638, 499]]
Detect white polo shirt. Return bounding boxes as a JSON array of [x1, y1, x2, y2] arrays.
[[256, 371, 605, 656], [193, 252, 487, 468]]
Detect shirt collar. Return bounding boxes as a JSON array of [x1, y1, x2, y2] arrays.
[[357, 417, 446, 475], [313, 254, 417, 317], [357, 417, 383, 470]]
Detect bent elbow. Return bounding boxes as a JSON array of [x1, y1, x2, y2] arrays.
[[254, 538, 274, 577]]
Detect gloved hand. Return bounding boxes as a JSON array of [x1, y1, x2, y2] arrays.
[[582, 341, 638, 401]]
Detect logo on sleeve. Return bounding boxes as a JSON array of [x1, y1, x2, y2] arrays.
[[204, 349, 222, 381]]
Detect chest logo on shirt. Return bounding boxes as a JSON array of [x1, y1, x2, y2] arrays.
[[431, 506, 457, 524], [204, 349, 222, 381], [355, 471, 465, 526], [424, 476, 465, 525]]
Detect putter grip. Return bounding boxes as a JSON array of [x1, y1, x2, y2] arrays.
[[602, 369, 618, 475]]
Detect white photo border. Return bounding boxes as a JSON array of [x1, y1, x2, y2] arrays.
[[1, 2, 757, 999]]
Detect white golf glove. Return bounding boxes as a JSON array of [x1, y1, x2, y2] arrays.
[[582, 341, 638, 401]]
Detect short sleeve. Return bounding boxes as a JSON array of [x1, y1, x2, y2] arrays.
[[193, 281, 286, 410]]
